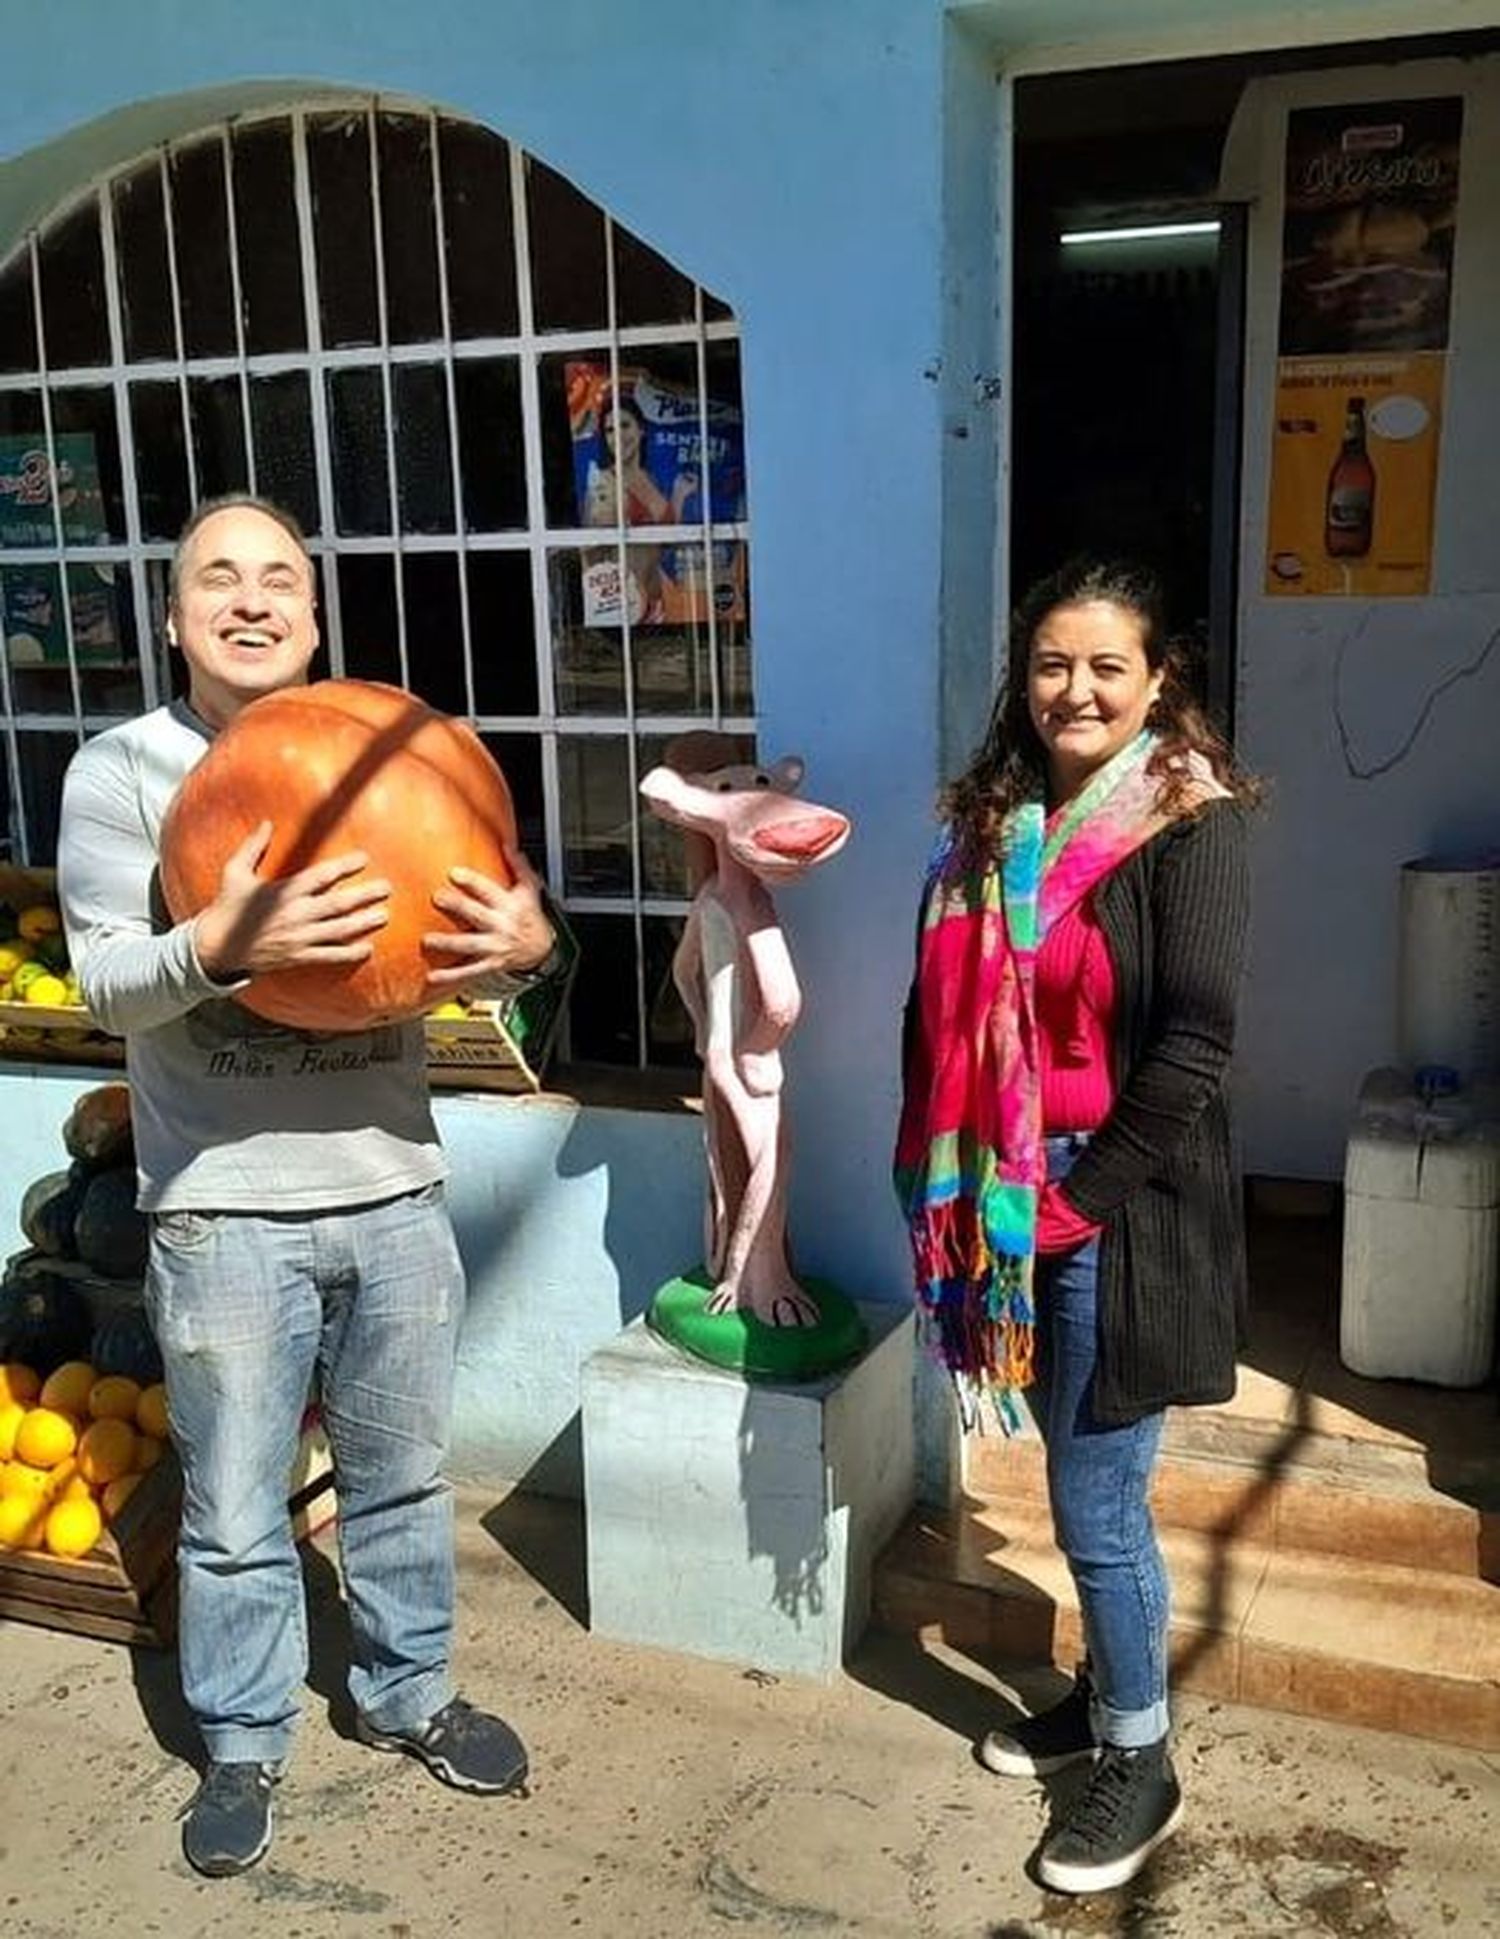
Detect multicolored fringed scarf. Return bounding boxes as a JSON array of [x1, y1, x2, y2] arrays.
[[894, 730, 1178, 1432]]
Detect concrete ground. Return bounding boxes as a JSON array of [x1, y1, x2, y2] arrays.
[[2, 1486, 1497, 1939]]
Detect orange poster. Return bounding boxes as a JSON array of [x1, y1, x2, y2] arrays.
[[1264, 353, 1444, 597]]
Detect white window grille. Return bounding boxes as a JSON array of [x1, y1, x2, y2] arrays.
[[0, 101, 755, 1069]]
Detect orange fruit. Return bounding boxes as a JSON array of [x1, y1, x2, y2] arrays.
[[76, 1418, 137, 1486], [0, 1490, 46, 1549], [132, 1433, 163, 1474], [88, 1375, 142, 1423], [101, 1473, 143, 1521], [135, 1383, 170, 1441], [14, 1406, 79, 1469], [0, 1400, 24, 1460], [39, 1361, 96, 1416], [44, 1494, 103, 1558], [0, 1363, 40, 1406], [48, 1458, 93, 1503]]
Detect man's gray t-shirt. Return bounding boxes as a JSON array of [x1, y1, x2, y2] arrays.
[[57, 700, 445, 1213]]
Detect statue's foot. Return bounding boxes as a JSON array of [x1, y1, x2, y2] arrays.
[[707, 1282, 820, 1328]]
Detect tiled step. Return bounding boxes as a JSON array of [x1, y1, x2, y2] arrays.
[[872, 1501, 1500, 1751], [964, 1433, 1500, 1581]]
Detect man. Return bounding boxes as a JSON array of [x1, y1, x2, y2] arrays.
[[58, 496, 556, 1878]]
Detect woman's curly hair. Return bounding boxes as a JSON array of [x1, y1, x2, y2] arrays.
[[942, 556, 1259, 862]]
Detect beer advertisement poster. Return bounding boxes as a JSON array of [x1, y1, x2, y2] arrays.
[[1266, 96, 1463, 597]]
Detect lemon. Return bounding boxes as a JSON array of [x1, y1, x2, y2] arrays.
[[0, 1400, 25, 1460], [44, 1494, 103, 1558], [0, 1491, 46, 1549], [14, 1406, 79, 1469], [10, 960, 48, 995], [48, 1458, 92, 1503], [428, 1000, 469, 1020], [135, 1383, 170, 1441], [76, 1417, 137, 1485], [0, 941, 34, 979], [88, 1375, 142, 1423], [1, 1458, 53, 1505], [132, 1433, 163, 1474], [39, 1361, 96, 1415], [0, 1363, 41, 1407], [17, 905, 61, 942], [102, 1472, 143, 1521], [23, 973, 70, 1007]]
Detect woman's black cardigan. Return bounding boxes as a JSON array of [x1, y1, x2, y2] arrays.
[[1055, 799, 1252, 1425]]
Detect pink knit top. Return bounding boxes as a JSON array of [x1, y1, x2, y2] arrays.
[[1036, 895, 1113, 1252]]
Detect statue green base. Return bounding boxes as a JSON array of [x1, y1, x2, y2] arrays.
[[647, 1268, 867, 1381]]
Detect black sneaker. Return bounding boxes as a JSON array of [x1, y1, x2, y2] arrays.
[[355, 1695, 528, 1795], [181, 1760, 282, 1878], [1036, 1739, 1183, 1894], [978, 1670, 1096, 1777]]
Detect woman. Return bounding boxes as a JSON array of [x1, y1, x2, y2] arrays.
[[895, 557, 1255, 1896]]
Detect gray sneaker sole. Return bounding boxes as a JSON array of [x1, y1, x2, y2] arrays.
[[356, 1719, 527, 1795], [978, 1732, 1097, 1778]]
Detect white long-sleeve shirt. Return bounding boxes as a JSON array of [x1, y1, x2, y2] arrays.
[[57, 701, 445, 1212]]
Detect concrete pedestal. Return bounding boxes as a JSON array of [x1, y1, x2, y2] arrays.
[[582, 1301, 915, 1680]]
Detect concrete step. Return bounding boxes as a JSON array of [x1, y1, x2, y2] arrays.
[[964, 1431, 1500, 1581], [872, 1501, 1500, 1751]]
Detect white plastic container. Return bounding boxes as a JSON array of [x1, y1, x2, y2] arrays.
[[1341, 1067, 1500, 1386], [1396, 859, 1500, 1080]]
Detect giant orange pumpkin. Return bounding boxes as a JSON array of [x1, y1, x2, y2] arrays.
[[160, 678, 517, 1032]]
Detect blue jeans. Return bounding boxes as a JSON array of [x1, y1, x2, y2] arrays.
[[1030, 1134, 1170, 1749], [146, 1183, 465, 1765]]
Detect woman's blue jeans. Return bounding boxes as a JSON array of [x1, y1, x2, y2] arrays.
[[146, 1183, 465, 1765], [1030, 1134, 1171, 1749]]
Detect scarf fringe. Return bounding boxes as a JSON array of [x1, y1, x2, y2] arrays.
[[909, 1200, 1036, 1432]]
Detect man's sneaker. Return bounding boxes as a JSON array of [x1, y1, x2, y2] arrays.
[[978, 1669, 1097, 1777], [355, 1696, 528, 1795], [181, 1760, 281, 1878], [1036, 1739, 1183, 1894]]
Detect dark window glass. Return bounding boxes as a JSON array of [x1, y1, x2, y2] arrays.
[[38, 201, 109, 369], [644, 914, 695, 1067], [480, 731, 543, 863], [380, 115, 442, 343], [703, 290, 732, 323], [308, 112, 378, 349], [401, 553, 466, 714], [16, 732, 80, 862], [51, 387, 127, 543], [232, 119, 306, 355], [613, 226, 696, 328], [327, 367, 391, 536], [337, 553, 402, 685], [565, 913, 637, 1064], [467, 551, 536, 715], [249, 371, 319, 534], [113, 163, 175, 361], [75, 562, 144, 716], [190, 376, 250, 500], [4, 561, 144, 718], [393, 363, 453, 534], [129, 383, 191, 541], [171, 137, 236, 357], [558, 735, 631, 897], [440, 120, 518, 340], [0, 251, 37, 375], [454, 357, 525, 530], [526, 158, 606, 332], [549, 548, 623, 716]]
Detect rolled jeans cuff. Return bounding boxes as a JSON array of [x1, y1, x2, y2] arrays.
[[1091, 1691, 1171, 1751]]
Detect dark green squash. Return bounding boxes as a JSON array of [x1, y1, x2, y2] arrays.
[[19, 1167, 86, 1258], [0, 1262, 93, 1374], [74, 1167, 149, 1280]]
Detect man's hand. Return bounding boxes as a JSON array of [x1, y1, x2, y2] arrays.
[[192, 822, 391, 982], [423, 846, 554, 993]]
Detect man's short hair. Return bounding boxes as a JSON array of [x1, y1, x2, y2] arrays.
[[169, 495, 313, 606]]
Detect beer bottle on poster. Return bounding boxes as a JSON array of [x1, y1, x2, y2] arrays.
[[1325, 396, 1375, 559]]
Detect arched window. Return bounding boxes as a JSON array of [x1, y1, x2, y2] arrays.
[[0, 101, 752, 1067]]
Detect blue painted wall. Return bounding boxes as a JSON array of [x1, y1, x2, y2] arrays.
[[0, 0, 956, 1484]]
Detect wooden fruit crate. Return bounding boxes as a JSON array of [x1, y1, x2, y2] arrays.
[[0, 1421, 336, 1648], [0, 1448, 182, 1646]]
